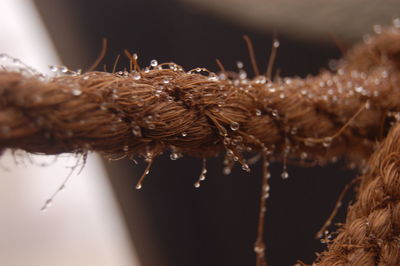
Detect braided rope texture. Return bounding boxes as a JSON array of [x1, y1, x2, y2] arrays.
[[315, 122, 400, 265], [1, 24, 400, 265]]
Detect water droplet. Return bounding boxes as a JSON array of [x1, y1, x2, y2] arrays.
[[255, 109, 262, 116], [373, 24, 382, 34], [223, 138, 231, 145], [123, 145, 129, 152], [355, 86, 363, 93], [226, 149, 234, 157], [219, 73, 226, 80], [132, 126, 142, 137], [208, 73, 218, 81], [322, 137, 333, 148], [199, 174, 206, 181], [281, 171, 289, 179], [181, 132, 187, 137], [60, 66, 68, 73], [168, 63, 176, 70], [136, 184, 142, 190], [304, 138, 315, 147], [273, 40, 280, 48], [241, 164, 250, 172], [170, 152, 179, 160], [236, 61, 244, 69], [150, 59, 158, 67], [163, 79, 170, 84], [263, 184, 270, 192], [365, 101, 371, 110], [254, 243, 265, 254], [223, 167, 231, 175], [71, 89, 82, 96], [194, 182, 201, 188], [238, 70, 247, 79], [154, 88, 162, 97], [230, 122, 239, 131], [41, 199, 53, 212], [133, 72, 141, 80], [49, 65, 58, 72], [132, 53, 138, 60], [263, 192, 270, 199]]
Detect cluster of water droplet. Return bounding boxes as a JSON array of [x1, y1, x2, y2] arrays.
[[0, 53, 45, 79]]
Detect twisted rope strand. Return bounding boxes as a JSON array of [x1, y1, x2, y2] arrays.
[[315, 122, 400, 265], [1, 29, 400, 163]]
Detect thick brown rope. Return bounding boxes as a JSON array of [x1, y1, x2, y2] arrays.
[[314, 122, 400, 266], [1, 25, 400, 265], [1, 29, 400, 162]]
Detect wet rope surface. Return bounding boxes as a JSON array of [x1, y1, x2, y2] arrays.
[[314, 122, 400, 265], [1, 24, 400, 265]]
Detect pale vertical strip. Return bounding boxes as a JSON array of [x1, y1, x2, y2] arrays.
[[0, 1, 141, 265]]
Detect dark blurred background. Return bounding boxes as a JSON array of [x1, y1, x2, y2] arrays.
[[32, 1, 399, 265]]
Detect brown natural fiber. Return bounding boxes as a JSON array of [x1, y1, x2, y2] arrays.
[[1, 24, 400, 265], [1, 29, 399, 163], [314, 122, 400, 266]]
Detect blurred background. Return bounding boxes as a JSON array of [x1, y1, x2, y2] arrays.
[[1, 0, 399, 265]]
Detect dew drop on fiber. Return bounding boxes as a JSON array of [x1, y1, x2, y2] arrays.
[[230, 122, 240, 131], [241, 164, 250, 172], [223, 167, 231, 175], [170, 152, 179, 160], [133, 72, 141, 80], [281, 171, 289, 179], [60, 66, 68, 73], [238, 70, 247, 79], [236, 61, 244, 69], [322, 137, 332, 148], [71, 89, 82, 96], [49, 65, 58, 72], [150, 59, 158, 67]]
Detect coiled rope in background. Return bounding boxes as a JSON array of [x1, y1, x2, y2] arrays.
[[1, 23, 400, 265]]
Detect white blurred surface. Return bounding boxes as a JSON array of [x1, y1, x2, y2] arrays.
[[183, 0, 400, 42], [0, 1, 140, 265]]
